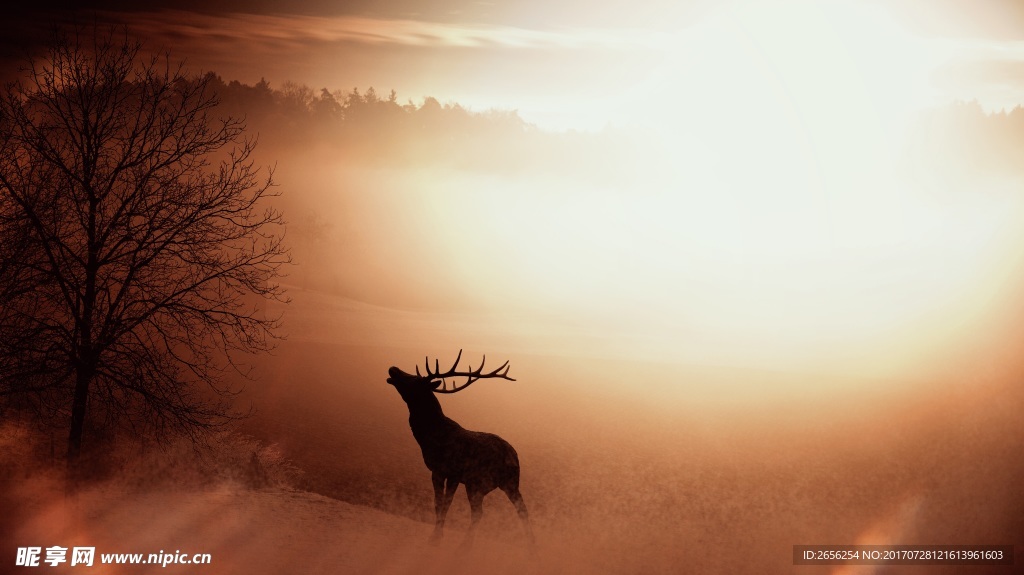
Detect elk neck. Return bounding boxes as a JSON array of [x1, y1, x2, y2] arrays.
[[402, 388, 446, 424]]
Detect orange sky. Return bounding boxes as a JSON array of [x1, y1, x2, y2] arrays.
[[6, 0, 1024, 383], [5, 0, 1024, 129]]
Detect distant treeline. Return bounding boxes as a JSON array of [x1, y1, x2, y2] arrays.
[[201, 73, 1024, 178], [201, 73, 631, 177]]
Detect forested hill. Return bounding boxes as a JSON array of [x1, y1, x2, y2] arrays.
[[199, 72, 630, 176], [198, 71, 1024, 180]]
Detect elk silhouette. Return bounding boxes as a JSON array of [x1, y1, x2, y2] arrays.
[[387, 350, 534, 547]]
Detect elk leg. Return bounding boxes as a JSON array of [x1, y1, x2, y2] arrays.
[[502, 485, 536, 548], [431, 473, 458, 542], [459, 488, 485, 550]]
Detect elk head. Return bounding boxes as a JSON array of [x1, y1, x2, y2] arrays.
[[387, 349, 515, 404]]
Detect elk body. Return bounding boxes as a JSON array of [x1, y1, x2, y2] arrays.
[[387, 350, 533, 546]]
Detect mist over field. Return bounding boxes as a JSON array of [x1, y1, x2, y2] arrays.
[[4, 2, 1024, 572], [8, 284, 1023, 574], [5, 81, 1024, 573], [227, 292, 1024, 574], [213, 94, 1024, 571]]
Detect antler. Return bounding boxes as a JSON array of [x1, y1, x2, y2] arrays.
[[422, 349, 516, 393]]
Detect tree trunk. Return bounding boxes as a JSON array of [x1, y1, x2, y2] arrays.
[[66, 367, 91, 468]]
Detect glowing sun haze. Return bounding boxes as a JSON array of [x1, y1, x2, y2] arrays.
[[12, 0, 1024, 381], [336, 0, 1024, 378]]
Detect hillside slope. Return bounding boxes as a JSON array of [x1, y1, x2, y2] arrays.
[[11, 485, 538, 574]]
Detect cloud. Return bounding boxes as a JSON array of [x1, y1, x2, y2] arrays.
[[108, 9, 671, 52], [54, 9, 664, 131], [878, 0, 1024, 40]]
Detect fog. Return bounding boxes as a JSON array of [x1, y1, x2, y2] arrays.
[[4, 2, 1024, 570], [6, 69, 1024, 574], [203, 132, 1024, 572], [215, 285, 1023, 573], [6, 139, 1023, 574]]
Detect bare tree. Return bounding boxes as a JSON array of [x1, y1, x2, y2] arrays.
[[0, 179, 59, 418], [0, 28, 289, 468], [386, 350, 534, 548]]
